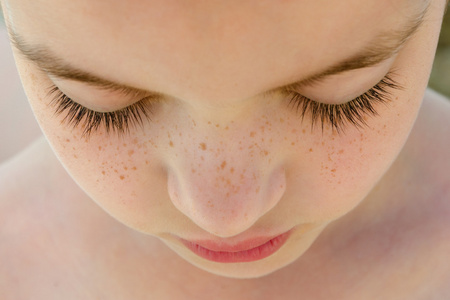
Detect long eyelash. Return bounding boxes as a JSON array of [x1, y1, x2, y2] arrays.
[[286, 73, 402, 133], [47, 86, 154, 138]]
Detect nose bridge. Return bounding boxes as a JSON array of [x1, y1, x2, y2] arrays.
[[166, 134, 286, 237]]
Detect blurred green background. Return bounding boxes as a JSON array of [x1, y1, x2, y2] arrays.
[[0, 5, 449, 97], [429, 6, 450, 96]]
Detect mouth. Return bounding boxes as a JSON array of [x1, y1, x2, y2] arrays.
[[179, 230, 292, 263]]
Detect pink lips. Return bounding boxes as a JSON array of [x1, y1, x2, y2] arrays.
[[180, 231, 292, 263]]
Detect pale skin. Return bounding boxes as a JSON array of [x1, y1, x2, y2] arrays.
[[0, 0, 450, 299]]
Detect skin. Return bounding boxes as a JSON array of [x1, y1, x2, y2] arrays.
[[0, 0, 450, 298]]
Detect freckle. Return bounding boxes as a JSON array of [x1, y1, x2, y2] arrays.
[[65, 139, 70, 142], [331, 169, 336, 172], [98, 146, 102, 151], [199, 143, 207, 150], [280, 118, 285, 123], [145, 160, 149, 165], [208, 121, 211, 125], [132, 166, 137, 170], [191, 168, 196, 173], [169, 141, 174, 147], [133, 138, 138, 144], [201, 156, 204, 161], [263, 150, 269, 156], [128, 150, 134, 156], [120, 175, 125, 180], [360, 148, 363, 153], [225, 126, 229, 130], [250, 131, 256, 137], [215, 124, 220, 128], [221, 161, 227, 169], [230, 168, 234, 173], [123, 143, 127, 147], [309, 148, 313, 152], [256, 186, 260, 194], [124, 166, 128, 170], [338, 150, 344, 154], [114, 169, 118, 173], [291, 142, 295, 146], [302, 129, 306, 134], [73, 155, 78, 159], [101, 171, 105, 175]]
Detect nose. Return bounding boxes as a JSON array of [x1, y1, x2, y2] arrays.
[[167, 150, 286, 237]]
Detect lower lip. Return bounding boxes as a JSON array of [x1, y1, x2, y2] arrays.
[[180, 231, 292, 263]]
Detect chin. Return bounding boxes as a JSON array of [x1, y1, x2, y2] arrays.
[[189, 256, 299, 279]]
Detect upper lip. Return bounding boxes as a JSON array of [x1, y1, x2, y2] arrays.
[[179, 230, 292, 252]]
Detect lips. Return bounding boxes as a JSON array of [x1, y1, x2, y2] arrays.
[[179, 230, 292, 263]]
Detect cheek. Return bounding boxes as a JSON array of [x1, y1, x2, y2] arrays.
[[290, 90, 421, 222], [14, 60, 167, 223]]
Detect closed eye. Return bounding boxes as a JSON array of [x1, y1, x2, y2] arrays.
[[283, 71, 402, 133], [47, 85, 156, 138]]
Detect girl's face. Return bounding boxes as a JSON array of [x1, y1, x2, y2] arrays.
[[2, 0, 446, 278]]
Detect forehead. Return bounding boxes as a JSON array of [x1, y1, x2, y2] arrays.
[[6, 0, 423, 102]]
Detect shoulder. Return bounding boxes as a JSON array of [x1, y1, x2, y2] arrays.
[[0, 139, 88, 298], [403, 88, 450, 297], [0, 139, 57, 297], [0, 138, 132, 299], [405, 88, 450, 203]]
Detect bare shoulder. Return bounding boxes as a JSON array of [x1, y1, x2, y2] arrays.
[[0, 138, 140, 299], [405, 88, 450, 297], [0, 138, 94, 299], [0, 139, 59, 298], [409, 88, 450, 166], [406, 88, 450, 199]]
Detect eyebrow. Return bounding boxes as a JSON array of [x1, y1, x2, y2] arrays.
[[7, 4, 429, 99]]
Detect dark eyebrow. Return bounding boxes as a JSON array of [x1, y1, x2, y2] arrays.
[[266, 3, 430, 95], [7, 4, 428, 99]]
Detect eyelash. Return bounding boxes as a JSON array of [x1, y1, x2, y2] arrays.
[[47, 73, 401, 137], [47, 86, 155, 137], [284, 72, 402, 133]]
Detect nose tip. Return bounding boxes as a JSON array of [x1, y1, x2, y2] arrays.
[[167, 165, 286, 237]]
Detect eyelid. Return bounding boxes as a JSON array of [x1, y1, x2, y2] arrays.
[[281, 63, 398, 105], [46, 85, 156, 137], [285, 70, 403, 133], [49, 79, 153, 112]]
